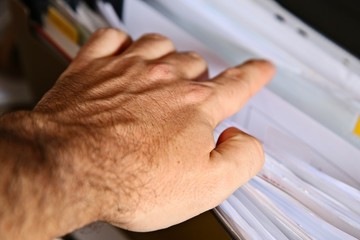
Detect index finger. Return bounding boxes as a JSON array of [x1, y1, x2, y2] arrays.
[[206, 60, 275, 126]]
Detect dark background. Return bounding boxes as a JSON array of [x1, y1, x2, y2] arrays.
[[275, 0, 360, 59]]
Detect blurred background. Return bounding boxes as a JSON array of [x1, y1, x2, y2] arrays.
[[0, 0, 32, 114]]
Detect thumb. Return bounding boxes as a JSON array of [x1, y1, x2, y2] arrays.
[[210, 127, 264, 197]]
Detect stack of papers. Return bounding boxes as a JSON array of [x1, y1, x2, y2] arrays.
[[217, 152, 360, 239]]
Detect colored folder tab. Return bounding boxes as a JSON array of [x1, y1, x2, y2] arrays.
[[47, 6, 79, 43], [354, 117, 360, 137]]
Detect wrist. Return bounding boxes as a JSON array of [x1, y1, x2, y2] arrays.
[[0, 111, 99, 239], [27, 110, 137, 234]]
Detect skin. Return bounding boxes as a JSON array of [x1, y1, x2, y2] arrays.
[[0, 28, 275, 240]]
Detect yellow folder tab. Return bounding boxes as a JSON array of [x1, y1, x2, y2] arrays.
[[354, 117, 360, 137], [47, 7, 78, 43]]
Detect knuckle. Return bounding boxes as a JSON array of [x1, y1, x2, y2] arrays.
[[147, 62, 177, 80], [182, 82, 213, 104], [141, 33, 175, 49], [186, 51, 207, 67], [186, 51, 203, 60]]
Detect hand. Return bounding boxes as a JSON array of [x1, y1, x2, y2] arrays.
[[0, 28, 274, 239]]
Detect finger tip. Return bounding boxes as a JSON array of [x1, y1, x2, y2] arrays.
[[244, 59, 276, 77]]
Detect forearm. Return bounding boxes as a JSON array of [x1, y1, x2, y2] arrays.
[[0, 111, 96, 240]]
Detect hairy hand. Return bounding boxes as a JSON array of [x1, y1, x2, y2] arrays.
[[3, 28, 275, 237]]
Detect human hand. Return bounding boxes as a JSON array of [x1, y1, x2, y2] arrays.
[[0, 28, 274, 239], [35, 28, 274, 232]]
